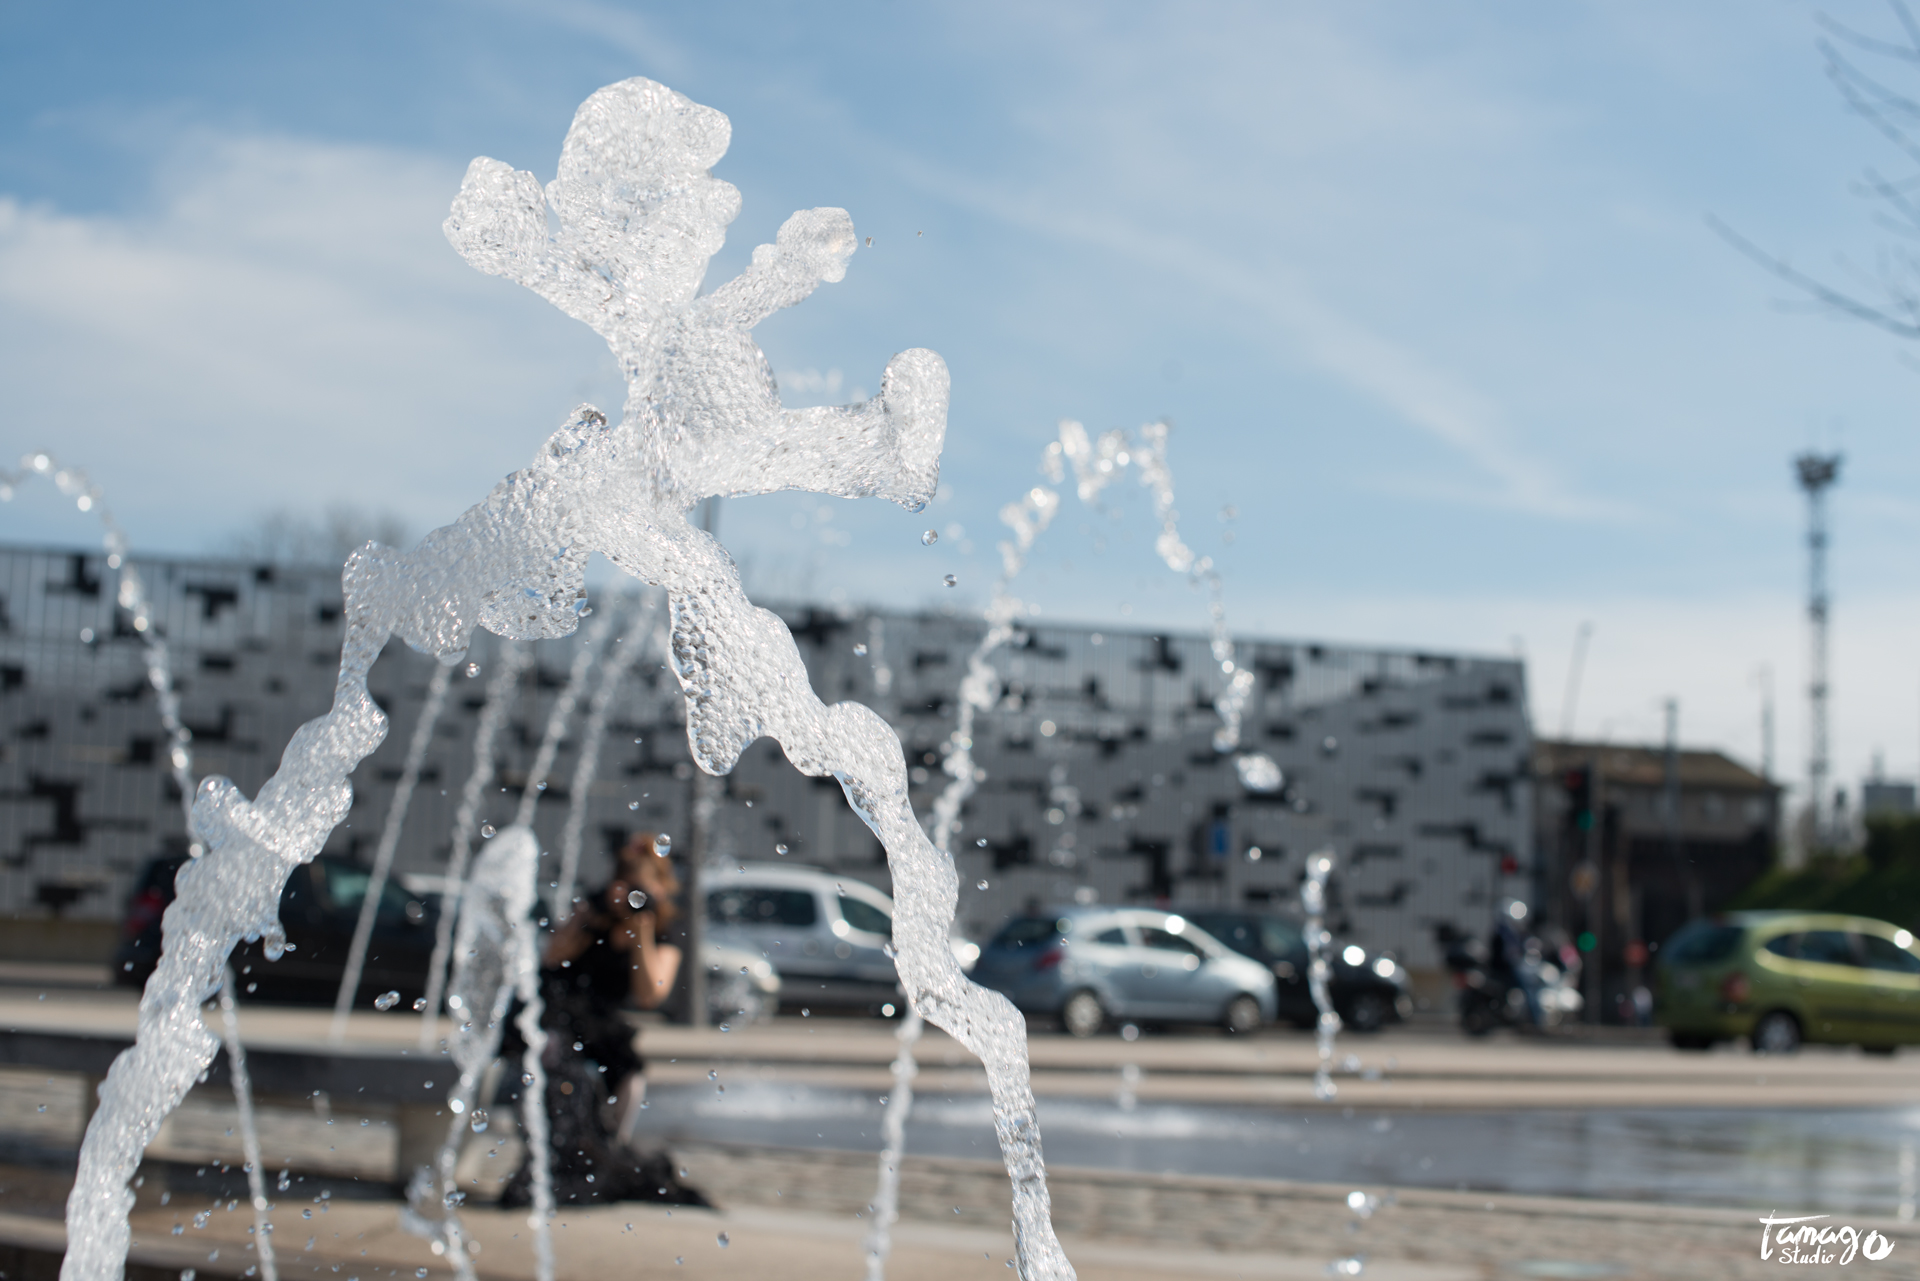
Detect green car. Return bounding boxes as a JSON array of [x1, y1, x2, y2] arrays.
[[1656, 911, 1920, 1054]]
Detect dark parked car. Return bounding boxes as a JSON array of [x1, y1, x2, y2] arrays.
[[1183, 909, 1412, 1032], [114, 853, 440, 1006]]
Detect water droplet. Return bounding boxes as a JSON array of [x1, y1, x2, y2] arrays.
[[417, 1270, 429, 1277], [412, 997, 428, 1011], [775, 843, 789, 856], [943, 574, 957, 587], [479, 822, 496, 838], [628, 890, 648, 909], [373, 991, 400, 1011], [183, 1271, 197, 1281], [173, 1224, 184, 1235], [628, 801, 640, 810], [976, 837, 989, 847], [708, 1069, 718, 1080], [853, 643, 868, 656], [717, 1233, 729, 1249], [194, 1212, 211, 1229], [655, 833, 672, 855], [465, 662, 480, 678], [977, 880, 989, 890], [921, 530, 938, 545], [469, 1110, 488, 1133]]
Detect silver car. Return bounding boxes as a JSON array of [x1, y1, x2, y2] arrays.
[[705, 864, 900, 1010], [972, 906, 1279, 1037]]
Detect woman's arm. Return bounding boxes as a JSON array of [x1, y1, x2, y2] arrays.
[[542, 912, 597, 967], [613, 911, 683, 1009]]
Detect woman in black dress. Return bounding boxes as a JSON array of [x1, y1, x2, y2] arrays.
[[501, 833, 704, 1206]]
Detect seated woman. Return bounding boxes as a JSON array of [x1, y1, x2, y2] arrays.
[[500, 833, 705, 1207]]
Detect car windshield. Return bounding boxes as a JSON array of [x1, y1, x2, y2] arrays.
[[1662, 922, 1744, 967], [991, 916, 1071, 950], [315, 862, 422, 923], [837, 894, 892, 938], [710, 887, 819, 926], [1260, 919, 1303, 956]]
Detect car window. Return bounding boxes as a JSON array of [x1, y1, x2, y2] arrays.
[[991, 917, 1068, 950], [1138, 926, 1206, 957], [1762, 933, 1800, 959], [1091, 927, 1128, 946], [317, 863, 419, 923], [838, 894, 892, 938], [1260, 920, 1303, 956], [1190, 916, 1249, 949], [709, 887, 818, 927], [1797, 930, 1858, 966], [1663, 923, 1744, 966], [1858, 934, 1920, 974]]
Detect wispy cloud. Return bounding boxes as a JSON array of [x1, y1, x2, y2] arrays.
[[0, 131, 620, 553], [890, 154, 1630, 521]]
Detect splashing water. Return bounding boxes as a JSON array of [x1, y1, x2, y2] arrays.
[[331, 662, 453, 1042], [553, 593, 661, 919], [0, 452, 198, 838], [9, 452, 282, 1281], [428, 826, 547, 1281], [62, 77, 1076, 1281], [420, 641, 532, 1045], [1044, 420, 1273, 776], [513, 613, 612, 831], [1302, 849, 1343, 1101], [216, 971, 277, 1281], [863, 1008, 924, 1281]]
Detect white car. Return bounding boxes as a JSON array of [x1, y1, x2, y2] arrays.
[[704, 864, 974, 1011]]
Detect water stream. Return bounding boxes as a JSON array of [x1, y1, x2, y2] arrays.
[[0, 452, 285, 1281], [216, 970, 278, 1281], [425, 826, 548, 1281], [419, 641, 532, 1046], [552, 593, 662, 920], [330, 662, 453, 1042]]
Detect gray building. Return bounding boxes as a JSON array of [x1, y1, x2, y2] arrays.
[[0, 544, 1531, 974]]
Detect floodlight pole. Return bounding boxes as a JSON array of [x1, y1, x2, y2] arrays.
[[1796, 453, 1841, 850]]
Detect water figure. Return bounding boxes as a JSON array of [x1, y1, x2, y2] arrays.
[[61, 77, 1076, 1281]]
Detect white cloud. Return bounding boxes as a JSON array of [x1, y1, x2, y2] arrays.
[[0, 131, 622, 555]]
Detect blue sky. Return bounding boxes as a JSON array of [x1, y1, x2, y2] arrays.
[[2, 1, 1919, 802]]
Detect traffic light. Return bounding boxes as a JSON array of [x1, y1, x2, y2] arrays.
[[1563, 766, 1593, 832]]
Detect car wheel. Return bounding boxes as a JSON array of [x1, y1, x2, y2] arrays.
[[1222, 994, 1263, 1035], [1667, 1031, 1714, 1052], [1061, 989, 1107, 1039], [1343, 992, 1390, 1034], [1751, 1010, 1802, 1055]]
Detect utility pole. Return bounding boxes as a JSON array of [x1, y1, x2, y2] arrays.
[[1583, 751, 1603, 1023], [1559, 622, 1592, 741], [1796, 453, 1841, 851], [682, 496, 721, 1028]]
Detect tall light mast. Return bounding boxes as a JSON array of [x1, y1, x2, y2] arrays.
[[1796, 452, 1841, 848]]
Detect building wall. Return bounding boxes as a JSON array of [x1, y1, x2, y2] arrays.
[[0, 545, 1532, 971]]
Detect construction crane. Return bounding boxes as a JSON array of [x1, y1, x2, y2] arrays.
[[1796, 451, 1841, 849]]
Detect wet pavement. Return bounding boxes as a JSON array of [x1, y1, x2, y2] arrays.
[[632, 1079, 1920, 1217]]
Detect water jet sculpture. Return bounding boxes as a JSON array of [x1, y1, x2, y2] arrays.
[[61, 78, 1076, 1281]]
